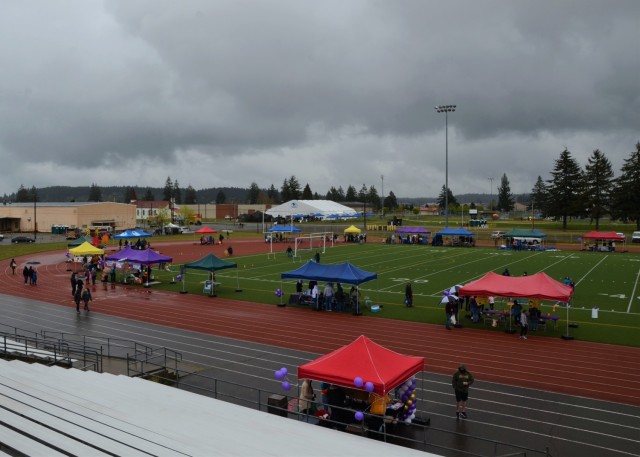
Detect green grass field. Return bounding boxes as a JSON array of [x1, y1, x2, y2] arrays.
[[147, 242, 640, 347], [2, 230, 639, 347]]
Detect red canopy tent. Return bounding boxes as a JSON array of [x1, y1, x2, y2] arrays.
[[581, 231, 624, 241], [195, 226, 218, 234], [458, 271, 573, 302], [297, 335, 424, 396]]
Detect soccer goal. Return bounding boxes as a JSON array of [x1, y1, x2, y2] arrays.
[[294, 232, 334, 259]]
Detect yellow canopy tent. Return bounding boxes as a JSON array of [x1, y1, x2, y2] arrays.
[[68, 241, 105, 256], [344, 225, 362, 234]]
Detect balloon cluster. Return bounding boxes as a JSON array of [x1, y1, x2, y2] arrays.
[[274, 288, 283, 298], [352, 376, 375, 422], [397, 376, 417, 423], [274, 367, 292, 391]]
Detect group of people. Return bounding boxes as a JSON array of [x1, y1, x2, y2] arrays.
[[70, 271, 93, 313], [21, 264, 38, 286], [297, 364, 475, 429], [119, 238, 151, 250], [297, 280, 362, 314]]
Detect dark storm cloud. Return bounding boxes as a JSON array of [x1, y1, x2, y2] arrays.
[[0, 0, 637, 197]]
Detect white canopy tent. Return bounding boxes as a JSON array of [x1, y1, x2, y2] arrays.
[[266, 200, 357, 219]]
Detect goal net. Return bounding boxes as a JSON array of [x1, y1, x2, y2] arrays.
[[294, 232, 334, 259]]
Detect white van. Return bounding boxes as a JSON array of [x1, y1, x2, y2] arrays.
[[179, 226, 191, 234], [632, 231, 640, 243]]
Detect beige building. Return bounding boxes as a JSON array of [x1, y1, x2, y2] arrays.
[[0, 202, 137, 234]]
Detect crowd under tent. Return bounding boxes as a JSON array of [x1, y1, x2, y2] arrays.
[[297, 335, 426, 439], [280, 261, 377, 313], [432, 227, 475, 247], [502, 229, 547, 249]]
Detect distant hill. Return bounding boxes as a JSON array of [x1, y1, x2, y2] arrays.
[[3, 186, 527, 206], [2, 186, 249, 204]]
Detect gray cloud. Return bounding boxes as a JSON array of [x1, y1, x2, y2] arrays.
[[0, 0, 637, 198]]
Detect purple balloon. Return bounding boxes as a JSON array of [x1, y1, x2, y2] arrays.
[[280, 367, 288, 376], [176, 274, 182, 281], [274, 369, 285, 380], [354, 411, 364, 422], [282, 381, 291, 391], [354, 376, 364, 388], [365, 381, 374, 393], [444, 290, 450, 296]]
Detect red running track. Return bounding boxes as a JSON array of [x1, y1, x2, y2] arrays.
[[3, 239, 639, 407]]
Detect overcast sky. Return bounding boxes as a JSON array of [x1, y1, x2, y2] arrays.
[[0, 0, 638, 200]]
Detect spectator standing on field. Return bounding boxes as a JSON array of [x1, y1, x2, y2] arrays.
[[10, 259, 17, 275]]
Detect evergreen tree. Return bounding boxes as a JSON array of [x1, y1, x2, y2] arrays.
[[611, 142, 640, 228], [436, 186, 457, 210], [583, 149, 614, 229], [384, 191, 398, 211], [183, 185, 197, 204], [287, 176, 301, 200], [325, 186, 338, 201], [173, 180, 182, 204], [29, 186, 39, 202], [163, 177, 173, 201], [267, 184, 280, 204], [496, 173, 515, 213], [546, 148, 583, 229], [367, 186, 381, 211], [88, 183, 102, 202], [122, 187, 136, 203], [248, 182, 261, 204], [336, 186, 345, 202], [301, 183, 313, 200], [143, 188, 155, 201], [215, 190, 226, 204], [345, 185, 357, 201], [15, 185, 29, 202], [358, 184, 368, 203], [280, 178, 291, 202], [530, 176, 548, 217]]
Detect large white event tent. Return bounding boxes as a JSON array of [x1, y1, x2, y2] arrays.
[[266, 200, 357, 219]]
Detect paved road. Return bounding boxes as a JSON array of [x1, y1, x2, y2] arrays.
[[1, 293, 638, 457]]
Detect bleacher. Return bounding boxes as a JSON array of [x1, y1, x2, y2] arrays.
[[0, 359, 431, 456]]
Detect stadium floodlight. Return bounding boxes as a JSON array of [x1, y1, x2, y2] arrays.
[[434, 105, 457, 227]]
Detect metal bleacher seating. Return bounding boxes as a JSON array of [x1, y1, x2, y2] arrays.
[[0, 358, 427, 456]]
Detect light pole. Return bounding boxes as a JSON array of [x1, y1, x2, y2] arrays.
[[488, 177, 494, 211], [380, 175, 384, 217], [435, 105, 456, 227]]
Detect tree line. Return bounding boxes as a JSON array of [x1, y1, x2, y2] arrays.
[[6, 142, 639, 229]]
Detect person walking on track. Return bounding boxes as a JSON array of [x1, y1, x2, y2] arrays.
[[452, 364, 474, 419]]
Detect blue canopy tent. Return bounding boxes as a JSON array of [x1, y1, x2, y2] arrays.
[[280, 261, 377, 314], [114, 229, 153, 239], [267, 225, 302, 233], [432, 227, 476, 247]]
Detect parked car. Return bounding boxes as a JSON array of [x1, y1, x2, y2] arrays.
[[616, 232, 625, 241], [491, 231, 506, 240], [0, 234, 4, 241], [632, 231, 640, 243], [11, 236, 35, 244]]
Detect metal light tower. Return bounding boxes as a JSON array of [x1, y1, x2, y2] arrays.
[[380, 174, 384, 217], [488, 177, 494, 211], [435, 105, 456, 227]]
